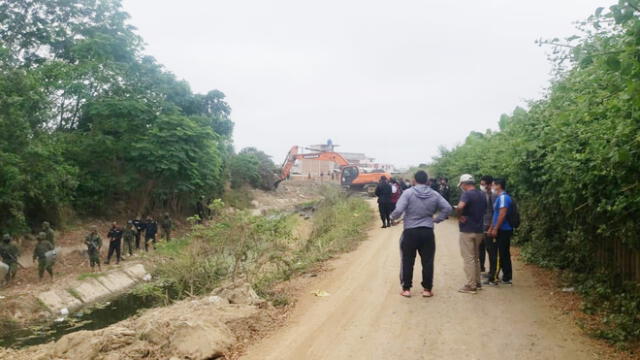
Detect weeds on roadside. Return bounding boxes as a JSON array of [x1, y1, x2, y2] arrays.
[[141, 185, 373, 306]]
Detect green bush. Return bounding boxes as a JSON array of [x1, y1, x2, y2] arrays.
[[429, 2, 640, 345], [229, 147, 277, 191]]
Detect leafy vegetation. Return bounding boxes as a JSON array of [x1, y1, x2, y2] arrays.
[[143, 186, 373, 304], [429, 1, 640, 346], [0, 0, 280, 233], [229, 147, 278, 191]]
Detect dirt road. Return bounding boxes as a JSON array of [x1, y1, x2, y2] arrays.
[[242, 211, 607, 359]]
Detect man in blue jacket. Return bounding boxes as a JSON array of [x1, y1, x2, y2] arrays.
[[487, 178, 514, 285], [391, 170, 453, 298]]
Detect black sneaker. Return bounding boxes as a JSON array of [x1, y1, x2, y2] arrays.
[[502, 280, 513, 286], [483, 280, 498, 286]]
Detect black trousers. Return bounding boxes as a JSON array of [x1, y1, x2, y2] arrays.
[[135, 231, 141, 249], [107, 240, 121, 263], [145, 235, 156, 251], [486, 235, 498, 281], [487, 230, 513, 282], [400, 227, 435, 290], [378, 202, 392, 225], [479, 235, 489, 271]]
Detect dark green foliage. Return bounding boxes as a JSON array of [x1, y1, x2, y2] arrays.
[[0, 0, 257, 231], [229, 147, 277, 191], [430, 2, 640, 345]]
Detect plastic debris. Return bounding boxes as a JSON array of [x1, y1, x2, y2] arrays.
[[60, 307, 69, 316], [561, 287, 575, 292], [143, 274, 152, 281], [207, 295, 227, 304], [311, 289, 330, 297]]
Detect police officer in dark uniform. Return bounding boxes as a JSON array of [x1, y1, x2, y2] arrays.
[[105, 222, 123, 264], [144, 216, 158, 251], [132, 216, 145, 250]]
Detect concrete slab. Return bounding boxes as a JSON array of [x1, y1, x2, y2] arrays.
[[72, 278, 111, 303], [37, 289, 83, 314], [122, 263, 147, 279], [97, 271, 137, 293]]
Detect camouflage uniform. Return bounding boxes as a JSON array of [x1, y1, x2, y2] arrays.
[[33, 232, 54, 279], [160, 213, 172, 242], [0, 234, 20, 283], [123, 222, 135, 256], [42, 221, 55, 247], [85, 230, 102, 269]]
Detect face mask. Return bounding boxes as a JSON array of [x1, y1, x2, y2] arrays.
[[479, 186, 486, 193], [491, 189, 497, 195]]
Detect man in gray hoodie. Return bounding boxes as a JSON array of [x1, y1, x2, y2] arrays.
[[391, 170, 453, 297]]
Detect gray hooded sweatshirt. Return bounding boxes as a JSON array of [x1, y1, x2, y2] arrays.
[[391, 184, 453, 229]]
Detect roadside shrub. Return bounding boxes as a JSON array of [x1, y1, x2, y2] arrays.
[[429, 2, 640, 346]]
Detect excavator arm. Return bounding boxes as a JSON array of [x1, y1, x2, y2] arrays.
[[274, 147, 350, 188]]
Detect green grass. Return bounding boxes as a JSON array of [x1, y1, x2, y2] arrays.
[[77, 272, 106, 281], [143, 185, 373, 307], [222, 187, 254, 209]]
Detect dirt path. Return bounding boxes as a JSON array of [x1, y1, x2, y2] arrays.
[[242, 209, 609, 359]]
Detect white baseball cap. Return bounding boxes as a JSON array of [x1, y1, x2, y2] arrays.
[[458, 174, 475, 187]]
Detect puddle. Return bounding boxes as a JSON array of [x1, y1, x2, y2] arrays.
[[0, 292, 158, 348]]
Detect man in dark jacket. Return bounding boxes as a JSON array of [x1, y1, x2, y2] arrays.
[[105, 222, 123, 264], [132, 217, 145, 250], [375, 176, 393, 228], [144, 216, 158, 251]]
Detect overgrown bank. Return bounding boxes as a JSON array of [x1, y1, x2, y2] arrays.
[[138, 185, 373, 307], [430, 2, 640, 348], [0, 186, 373, 353]]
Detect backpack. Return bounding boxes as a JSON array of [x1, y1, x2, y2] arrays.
[[507, 197, 521, 229]]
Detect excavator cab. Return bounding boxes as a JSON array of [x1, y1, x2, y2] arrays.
[[341, 166, 359, 186]]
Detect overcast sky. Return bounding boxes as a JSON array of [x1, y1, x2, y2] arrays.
[[122, 0, 605, 168]]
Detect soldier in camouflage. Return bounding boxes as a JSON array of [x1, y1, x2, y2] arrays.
[[160, 212, 172, 242], [33, 232, 54, 280], [42, 221, 56, 247], [85, 226, 102, 272], [123, 221, 135, 257], [0, 234, 20, 284]]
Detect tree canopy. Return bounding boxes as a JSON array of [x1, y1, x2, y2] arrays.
[[0, 0, 255, 232]]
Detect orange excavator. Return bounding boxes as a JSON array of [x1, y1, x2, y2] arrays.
[[274, 146, 392, 193]]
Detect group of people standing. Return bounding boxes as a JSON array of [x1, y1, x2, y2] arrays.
[[375, 175, 451, 229], [376, 170, 516, 297], [0, 214, 174, 285], [456, 174, 515, 294], [84, 213, 173, 272], [0, 221, 57, 284]]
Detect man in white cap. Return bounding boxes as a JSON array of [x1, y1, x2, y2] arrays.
[[456, 174, 486, 294]]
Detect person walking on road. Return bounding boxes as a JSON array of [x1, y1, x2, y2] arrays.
[[455, 174, 486, 294], [105, 222, 123, 264], [487, 178, 514, 285], [479, 175, 496, 275], [391, 170, 452, 298], [375, 176, 393, 228]]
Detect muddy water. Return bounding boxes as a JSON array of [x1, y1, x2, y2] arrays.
[[0, 292, 157, 348]]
